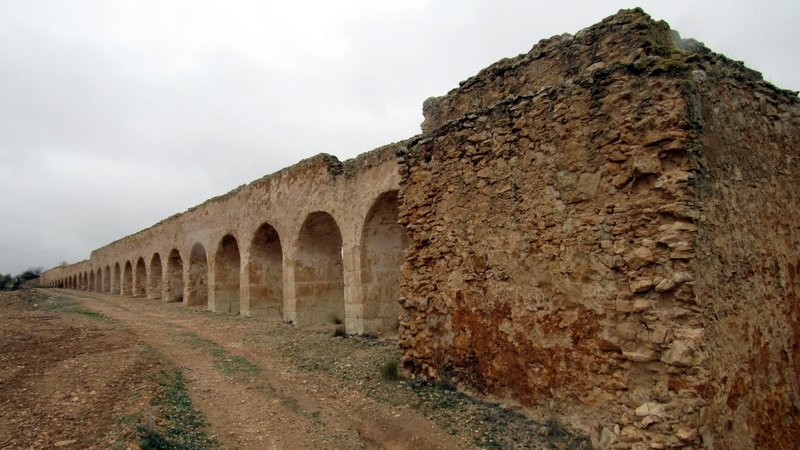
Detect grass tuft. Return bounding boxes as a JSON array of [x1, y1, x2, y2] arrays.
[[380, 359, 401, 382], [182, 333, 260, 378], [137, 369, 216, 449], [42, 296, 113, 322]]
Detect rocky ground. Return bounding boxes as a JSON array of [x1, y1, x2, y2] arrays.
[[0, 288, 591, 449]]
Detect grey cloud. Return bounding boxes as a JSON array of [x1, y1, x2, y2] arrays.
[[0, 0, 797, 274]]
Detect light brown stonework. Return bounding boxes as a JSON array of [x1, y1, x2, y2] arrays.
[[42, 8, 799, 448], [45, 148, 407, 336]]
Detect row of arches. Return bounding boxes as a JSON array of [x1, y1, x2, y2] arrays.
[[49, 191, 408, 334]]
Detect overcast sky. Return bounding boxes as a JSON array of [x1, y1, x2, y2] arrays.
[[0, 0, 797, 274]]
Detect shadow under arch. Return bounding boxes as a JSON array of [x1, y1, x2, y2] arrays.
[[247, 222, 283, 318], [360, 190, 409, 334], [295, 211, 344, 326], [214, 234, 241, 314], [187, 243, 209, 307]]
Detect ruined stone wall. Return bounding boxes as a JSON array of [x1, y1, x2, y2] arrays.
[[40, 8, 800, 448], [688, 55, 800, 448], [421, 9, 681, 134], [399, 9, 799, 449], [42, 145, 407, 335]]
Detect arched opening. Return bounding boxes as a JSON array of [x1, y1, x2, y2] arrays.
[[361, 191, 410, 334], [95, 269, 102, 292], [122, 261, 133, 296], [295, 211, 344, 325], [112, 263, 121, 294], [134, 257, 147, 297], [82, 273, 88, 290], [165, 249, 184, 302], [247, 223, 283, 318], [89, 271, 95, 292], [187, 243, 208, 307], [149, 253, 163, 300], [103, 266, 111, 292], [214, 234, 241, 314]]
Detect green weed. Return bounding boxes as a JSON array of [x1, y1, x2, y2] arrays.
[[42, 296, 113, 322], [137, 369, 217, 449], [182, 333, 260, 378]]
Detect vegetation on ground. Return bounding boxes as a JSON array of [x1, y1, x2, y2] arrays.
[[41, 295, 115, 323], [181, 333, 261, 378], [137, 368, 217, 450], [258, 324, 592, 449], [0, 266, 42, 290]]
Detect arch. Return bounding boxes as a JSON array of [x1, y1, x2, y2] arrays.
[[187, 243, 208, 307], [89, 271, 95, 292], [112, 263, 121, 294], [95, 269, 102, 292], [148, 253, 163, 300], [247, 223, 283, 318], [360, 190, 409, 334], [134, 257, 147, 297], [103, 266, 111, 292], [295, 211, 344, 325], [165, 249, 184, 302], [122, 261, 133, 296], [82, 272, 88, 290], [214, 234, 241, 314]]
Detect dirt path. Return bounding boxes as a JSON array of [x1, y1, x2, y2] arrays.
[[55, 289, 474, 449], [2, 288, 591, 449]]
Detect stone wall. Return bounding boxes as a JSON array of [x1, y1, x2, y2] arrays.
[[41, 8, 799, 449], [398, 8, 799, 449], [43, 145, 409, 336], [690, 54, 800, 448]]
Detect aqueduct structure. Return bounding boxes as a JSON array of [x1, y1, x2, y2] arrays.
[[43, 149, 407, 335], [41, 9, 800, 449]]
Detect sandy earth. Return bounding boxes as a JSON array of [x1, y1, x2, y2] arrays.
[[0, 288, 590, 449]]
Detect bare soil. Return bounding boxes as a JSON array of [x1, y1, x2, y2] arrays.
[[0, 288, 591, 449]]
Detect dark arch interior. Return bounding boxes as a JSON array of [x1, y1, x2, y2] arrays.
[[247, 223, 283, 318], [166, 249, 184, 303], [187, 244, 208, 307], [214, 234, 241, 314], [295, 212, 344, 325], [361, 191, 409, 334]]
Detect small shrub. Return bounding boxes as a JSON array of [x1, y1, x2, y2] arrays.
[[19, 266, 43, 281], [0, 274, 11, 290], [380, 359, 401, 382], [333, 325, 347, 337]]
